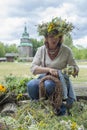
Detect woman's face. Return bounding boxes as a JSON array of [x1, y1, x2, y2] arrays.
[[47, 35, 60, 49]]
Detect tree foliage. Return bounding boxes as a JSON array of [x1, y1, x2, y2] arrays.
[[30, 38, 43, 56], [0, 42, 18, 57], [63, 34, 73, 48], [4, 44, 18, 53], [63, 34, 87, 60], [72, 46, 87, 60], [0, 42, 5, 57]]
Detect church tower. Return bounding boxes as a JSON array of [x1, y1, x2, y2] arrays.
[[18, 25, 33, 57]]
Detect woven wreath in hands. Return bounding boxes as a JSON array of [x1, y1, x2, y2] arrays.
[[39, 75, 63, 110], [37, 17, 74, 37]]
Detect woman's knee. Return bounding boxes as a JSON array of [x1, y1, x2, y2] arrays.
[[44, 80, 55, 95], [27, 79, 39, 99]]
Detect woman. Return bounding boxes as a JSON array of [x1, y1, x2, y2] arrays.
[[27, 17, 79, 115]]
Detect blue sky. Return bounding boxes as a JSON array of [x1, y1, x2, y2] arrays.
[[0, 0, 87, 47]]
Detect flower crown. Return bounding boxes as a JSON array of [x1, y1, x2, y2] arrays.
[[37, 17, 74, 37]]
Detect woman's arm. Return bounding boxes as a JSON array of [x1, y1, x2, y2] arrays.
[[67, 49, 79, 77], [33, 66, 50, 75], [33, 66, 58, 77]]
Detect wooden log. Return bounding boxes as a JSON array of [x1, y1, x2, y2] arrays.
[[0, 93, 16, 106], [1, 103, 17, 116], [76, 96, 87, 101]]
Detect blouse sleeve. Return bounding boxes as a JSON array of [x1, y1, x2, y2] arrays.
[[67, 49, 79, 71], [31, 47, 42, 74]]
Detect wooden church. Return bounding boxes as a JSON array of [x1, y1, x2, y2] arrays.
[[18, 25, 33, 57]]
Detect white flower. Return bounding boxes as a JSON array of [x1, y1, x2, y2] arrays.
[[78, 125, 84, 130], [60, 120, 66, 125]]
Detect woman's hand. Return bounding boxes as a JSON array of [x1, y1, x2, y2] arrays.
[[48, 68, 58, 77], [72, 67, 79, 77]]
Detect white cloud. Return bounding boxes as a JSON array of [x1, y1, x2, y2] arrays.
[[0, 17, 26, 40], [73, 36, 87, 47], [0, 0, 21, 17], [0, 0, 87, 47], [37, 3, 76, 22]]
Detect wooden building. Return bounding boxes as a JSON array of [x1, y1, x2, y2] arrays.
[[18, 25, 33, 57], [5, 53, 18, 62]]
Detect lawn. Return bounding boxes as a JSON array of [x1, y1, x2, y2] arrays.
[[71, 68, 87, 84], [0, 62, 32, 82], [0, 61, 87, 85]]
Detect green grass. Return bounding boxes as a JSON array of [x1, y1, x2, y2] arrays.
[[0, 62, 33, 82], [0, 61, 87, 85], [71, 68, 87, 84], [77, 61, 87, 65]]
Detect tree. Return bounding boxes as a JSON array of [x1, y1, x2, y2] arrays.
[[63, 34, 73, 48], [72, 46, 87, 60], [0, 42, 18, 57], [30, 38, 43, 56], [0, 42, 5, 57], [5, 44, 18, 53]]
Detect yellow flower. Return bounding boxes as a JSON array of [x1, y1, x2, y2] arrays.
[[48, 23, 56, 32], [38, 120, 47, 128], [17, 93, 23, 100], [71, 122, 77, 130], [0, 84, 6, 92]]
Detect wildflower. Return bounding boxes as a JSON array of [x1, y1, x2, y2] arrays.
[[0, 84, 6, 92], [78, 125, 84, 130], [48, 23, 56, 32], [38, 120, 47, 128], [71, 122, 77, 130], [60, 120, 67, 125], [62, 65, 76, 77], [38, 17, 74, 36], [17, 93, 23, 100]]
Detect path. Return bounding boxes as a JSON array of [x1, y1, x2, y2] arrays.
[[73, 84, 87, 96], [73, 65, 87, 96], [78, 65, 87, 68]]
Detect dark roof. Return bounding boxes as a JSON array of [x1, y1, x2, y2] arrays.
[[5, 53, 19, 57], [0, 57, 6, 61]]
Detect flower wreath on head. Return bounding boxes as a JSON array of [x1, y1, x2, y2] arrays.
[[37, 17, 74, 37]]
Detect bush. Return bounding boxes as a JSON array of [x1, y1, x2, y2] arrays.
[[4, 74, 33, 94]]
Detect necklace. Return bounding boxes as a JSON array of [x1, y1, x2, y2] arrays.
[[45, 42, 61, 60], [47, 47, 59, 60]]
